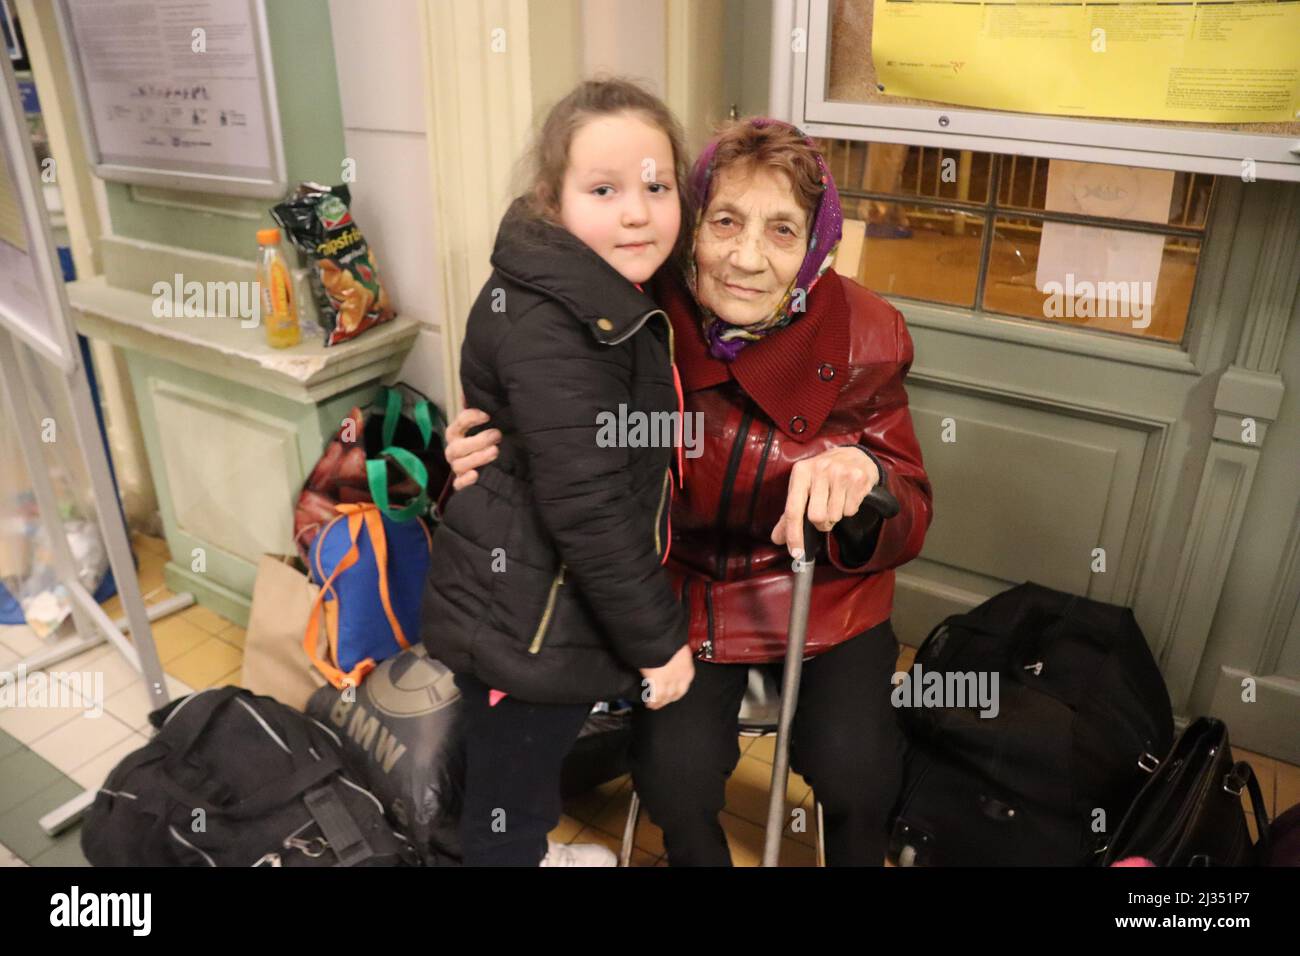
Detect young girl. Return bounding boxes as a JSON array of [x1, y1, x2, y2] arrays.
[[420, 79, 697, 866]]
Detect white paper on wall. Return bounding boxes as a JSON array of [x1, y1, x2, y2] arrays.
[[1035, 161, 1176, 316]]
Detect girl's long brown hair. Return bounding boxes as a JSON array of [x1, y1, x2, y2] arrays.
[[518, 77, 695, 271]]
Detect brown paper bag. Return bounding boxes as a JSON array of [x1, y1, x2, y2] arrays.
[[240, 555, 327, 711]]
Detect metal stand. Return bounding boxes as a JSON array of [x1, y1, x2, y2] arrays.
[[1, 50, 173, 837], [0, 331, 177, 834]]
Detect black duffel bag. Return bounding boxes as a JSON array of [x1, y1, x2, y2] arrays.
[[82, 686, 418, 867], [889, 581, 1174, 866]]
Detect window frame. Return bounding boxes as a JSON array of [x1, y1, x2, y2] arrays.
[[775, 0, 1300, 184], [768, 0, 1256, 375], [826, 146, 1215, 351]]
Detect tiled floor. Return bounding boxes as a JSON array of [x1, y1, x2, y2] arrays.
[[2, 532, 1297, 866]]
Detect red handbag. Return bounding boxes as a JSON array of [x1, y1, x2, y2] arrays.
[[293, 385, 447, 564]]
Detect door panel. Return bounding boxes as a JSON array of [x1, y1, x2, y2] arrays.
[[910, 404, 1121, 596]]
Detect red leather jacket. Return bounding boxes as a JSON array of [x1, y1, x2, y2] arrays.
[[654, 268, 933, 663]]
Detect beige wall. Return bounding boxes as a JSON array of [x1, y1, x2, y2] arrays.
[[529, 0, 583, 121], [414, 0, 727, 405], [328, 0, 452, 414], [580, 0, 667, 95]]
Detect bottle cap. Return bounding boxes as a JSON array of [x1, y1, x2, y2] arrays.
[[256, 227, 281, 245]]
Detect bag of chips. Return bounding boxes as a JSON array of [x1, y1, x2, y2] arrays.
[[271, 183, 395, 346]]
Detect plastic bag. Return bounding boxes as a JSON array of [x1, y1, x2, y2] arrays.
[[307, 645, 465, 864], [270, 183, 395, 346], [0, 344, 109, 636]]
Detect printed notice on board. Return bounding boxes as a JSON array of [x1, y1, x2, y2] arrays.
[[64, 0, 272, 175], [872, 0, 1300, 123]]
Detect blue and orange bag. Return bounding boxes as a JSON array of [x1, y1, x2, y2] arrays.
[[305, 502, 432, 689]]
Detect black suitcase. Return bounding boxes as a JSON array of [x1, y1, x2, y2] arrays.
[[889, 582, 1174, 866]]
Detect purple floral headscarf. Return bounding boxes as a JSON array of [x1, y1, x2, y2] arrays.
[[687, 118, 844, 362]]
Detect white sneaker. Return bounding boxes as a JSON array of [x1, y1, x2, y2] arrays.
[[539, 841, 617, 867]]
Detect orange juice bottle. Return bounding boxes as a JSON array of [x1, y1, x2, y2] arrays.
[[256, 227, 301, 349]]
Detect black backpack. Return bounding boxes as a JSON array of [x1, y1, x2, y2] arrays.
[[889, 582, 1174, 866], [81, 686, 418, 867]]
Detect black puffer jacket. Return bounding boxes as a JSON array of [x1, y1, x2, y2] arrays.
[[421, 200, 688, 703]]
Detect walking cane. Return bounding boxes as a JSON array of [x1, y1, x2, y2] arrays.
[[762, 483, 900, 867]]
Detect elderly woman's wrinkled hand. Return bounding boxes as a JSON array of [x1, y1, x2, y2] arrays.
[[445, 405, 501, 491], [771, 446, 880, 558]]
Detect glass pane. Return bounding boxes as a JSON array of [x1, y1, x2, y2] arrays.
[[813, 137, 1209, 344], [983, 217, 1200, 343], [996, 157, 1216, 229], [839, 196, 983, 308], [817, 139, 993, 205]]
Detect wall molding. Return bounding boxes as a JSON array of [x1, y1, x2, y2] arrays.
[[901, 301, 1201, 375], [1259, 506, 1300, 676], [1211, 366, 1285, 447], [1156, 180, 1299, 713], [908, 364, 1177, 434], [1184, 177, 1246, 376], [100, 235, 256, 295], [1157, 447, 1257, 710], [127, 185, 267, 220], [1237, 181, 1300, 374], [1208, 667, 1300, 765], [419, 0, 535, 416]]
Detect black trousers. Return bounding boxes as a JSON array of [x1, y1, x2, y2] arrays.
[[454, 672, 591, 866], [630, 620, 907, 866]]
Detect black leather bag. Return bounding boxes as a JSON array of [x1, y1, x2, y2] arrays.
[[1100, 717, 1271, 866], [82, 686, 418, 867]]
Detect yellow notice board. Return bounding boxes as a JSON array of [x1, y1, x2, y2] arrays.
[[872, 0, 1300, 124]]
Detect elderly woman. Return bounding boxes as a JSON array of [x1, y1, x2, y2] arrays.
[[443, 118, 933, 866]]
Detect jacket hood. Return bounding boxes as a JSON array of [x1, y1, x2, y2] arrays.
[[489, 197, 665, 345]]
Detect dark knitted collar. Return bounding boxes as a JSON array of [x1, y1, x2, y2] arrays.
[[655, 267, 851, 441]]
